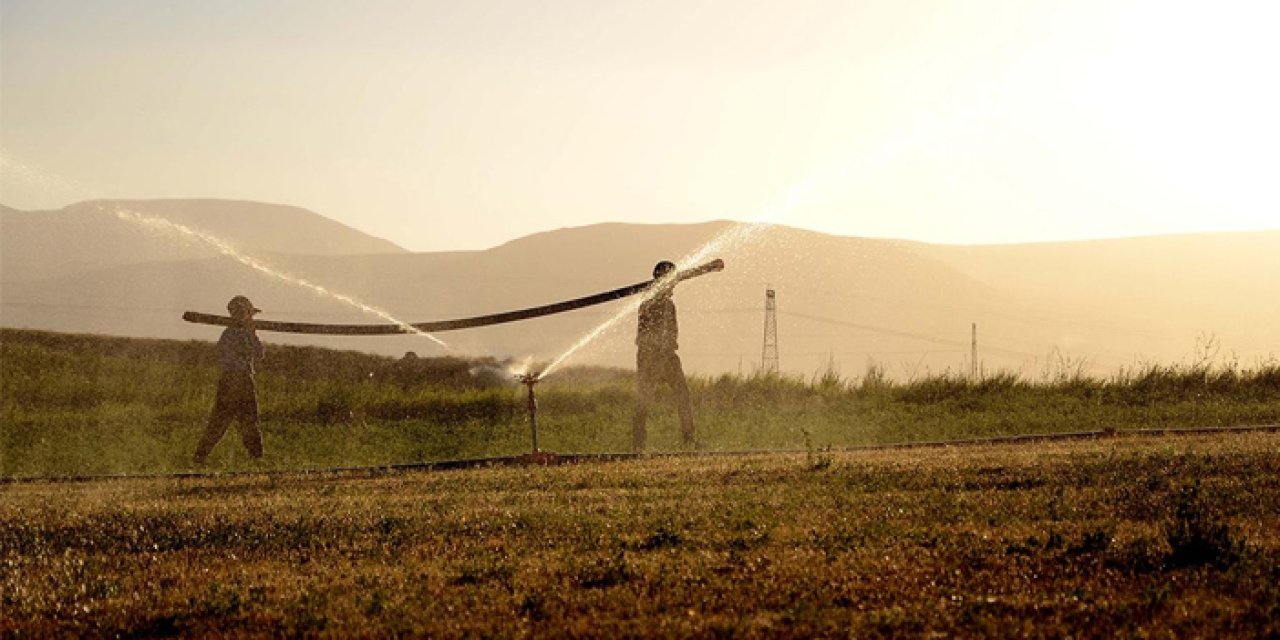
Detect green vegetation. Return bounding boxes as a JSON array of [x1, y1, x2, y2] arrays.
[[3, 329, 1278, 635], [3, 328, 1279, 477], [2, 434, 1277, 637]]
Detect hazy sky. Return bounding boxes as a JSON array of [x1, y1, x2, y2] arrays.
[[2, 0, 1277, 251]]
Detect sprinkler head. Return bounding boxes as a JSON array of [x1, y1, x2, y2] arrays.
[[516, 371, 542, 386]]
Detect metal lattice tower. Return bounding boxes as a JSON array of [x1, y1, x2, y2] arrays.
[[970, 322, 979, 381], [761, 288, 779, 374]]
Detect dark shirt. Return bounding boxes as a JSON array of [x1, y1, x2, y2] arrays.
[[636, 296, 678, 353], [218, 327, 263, 375]]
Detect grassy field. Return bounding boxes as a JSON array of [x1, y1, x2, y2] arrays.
[[2, 432, 1277, 637], [3, 328, 1280, 477], [3, 329, 1278, 636]]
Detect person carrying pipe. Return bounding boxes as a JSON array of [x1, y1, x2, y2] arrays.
[[193, 295, 265, 464], [633, 261, 698, 451]]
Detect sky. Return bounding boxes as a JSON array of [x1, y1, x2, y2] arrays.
[[2, 0, 1277, 252]]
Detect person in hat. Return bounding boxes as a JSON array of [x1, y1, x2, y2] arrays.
[[194, 295, 265, 463], [633, 261, 697, 451]]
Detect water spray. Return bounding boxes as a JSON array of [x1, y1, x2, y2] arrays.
[[536, 258, 725, 378], [100, 203, 449, 348]]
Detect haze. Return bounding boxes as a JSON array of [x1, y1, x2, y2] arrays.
[[3, 0, 1277, 252]]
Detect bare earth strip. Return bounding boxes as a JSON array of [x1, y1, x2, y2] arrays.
[[2, 432, 1277, 638]]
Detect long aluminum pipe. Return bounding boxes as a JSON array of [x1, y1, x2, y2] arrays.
[[181, 259, 724, 335]]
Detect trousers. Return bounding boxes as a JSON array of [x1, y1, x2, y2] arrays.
[[633, 349, 694, 451], [194, 372, 262, 463]]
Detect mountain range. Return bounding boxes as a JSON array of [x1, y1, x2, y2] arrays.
[[3, 199, 1277, 379]]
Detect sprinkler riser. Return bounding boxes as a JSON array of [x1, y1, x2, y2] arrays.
[[517, 373, 542, 454]]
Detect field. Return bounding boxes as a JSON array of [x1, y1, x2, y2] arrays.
[[2, 433, 1278, 637], [3, 328, 1279, 477], [2, 328, 1279, 636]]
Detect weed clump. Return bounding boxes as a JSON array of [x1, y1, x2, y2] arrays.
[[1164, 483, 1243, 569], [802, 428, 833, 471], [572, 551, 632, 589], [637, 526, 684, 551]]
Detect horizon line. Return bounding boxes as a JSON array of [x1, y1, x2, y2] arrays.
[[4, 197, 1277, 254]]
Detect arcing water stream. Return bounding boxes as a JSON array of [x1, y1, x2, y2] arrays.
[[535, 172, 826, 378], [106, 204, 451, 349], [534, 229, 765, 378], [1, 152, 449, 349]]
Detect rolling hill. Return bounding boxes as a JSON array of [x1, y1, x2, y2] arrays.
[[0, 199, 406, 282], [2, 198, 1276, 378]]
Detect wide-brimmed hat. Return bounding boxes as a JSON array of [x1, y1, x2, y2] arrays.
[[227, 295, 262, 317]]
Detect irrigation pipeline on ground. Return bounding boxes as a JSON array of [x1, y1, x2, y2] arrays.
[[182, 259, 725, 335], [3, 424, 1276, 485]]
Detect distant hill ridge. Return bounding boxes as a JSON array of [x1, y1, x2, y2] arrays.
[[1, 199, 406, 283], [2, 198, 1276, 377]]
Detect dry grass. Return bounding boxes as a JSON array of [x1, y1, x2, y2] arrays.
[[2, 432, 1277, 637]]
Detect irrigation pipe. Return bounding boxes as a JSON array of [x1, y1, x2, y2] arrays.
[[182, 259, 725, 335], [4, 423, 1275, 485]]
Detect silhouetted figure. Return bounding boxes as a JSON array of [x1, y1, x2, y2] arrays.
[[194, 295, 264, 464], [392, 351, 421, 390], [633, 261, 696, 451]]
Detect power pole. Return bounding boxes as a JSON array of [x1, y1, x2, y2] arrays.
[[970, 322, 978, 380], [762, 288, 779, 375]]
